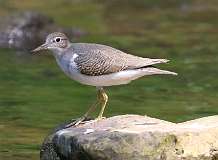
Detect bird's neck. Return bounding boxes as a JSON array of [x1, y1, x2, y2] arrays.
[[50, 45, 71, 59], [51, 48, 65, 58]]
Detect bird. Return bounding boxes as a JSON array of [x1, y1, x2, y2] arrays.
[[32, 32, 177, 125]]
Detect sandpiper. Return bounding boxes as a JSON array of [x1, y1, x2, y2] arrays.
[[32, 32, 177, 125]]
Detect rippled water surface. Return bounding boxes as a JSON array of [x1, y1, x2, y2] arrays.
[[1, 0, 218, 159]]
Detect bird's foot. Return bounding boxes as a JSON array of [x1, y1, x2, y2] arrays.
[[81, 116, 106, 125], [64, 116, 106, 128], [65, 116, 88, 128], [95, 116, 106, 121], [74, 117, 87, 126]]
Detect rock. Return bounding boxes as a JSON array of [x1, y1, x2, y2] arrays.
[[0, 11, 87, 52], [40, 115, 218, 160]]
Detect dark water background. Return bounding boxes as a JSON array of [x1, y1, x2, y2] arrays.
[[1, 0, 218, 159]]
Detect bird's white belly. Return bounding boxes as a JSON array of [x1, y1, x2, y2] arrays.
[[68, 69, 145, 87]]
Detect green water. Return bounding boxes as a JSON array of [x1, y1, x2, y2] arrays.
[[1, 0, 218, 159]]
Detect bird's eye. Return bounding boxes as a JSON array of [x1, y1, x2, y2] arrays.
[[55, 38, 61, 42]]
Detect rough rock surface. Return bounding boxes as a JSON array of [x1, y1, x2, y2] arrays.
[[0, 11, 86, 52], [40, 115, 218, 160]]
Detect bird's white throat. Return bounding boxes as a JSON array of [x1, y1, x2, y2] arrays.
[[50, 47, 66, 57]]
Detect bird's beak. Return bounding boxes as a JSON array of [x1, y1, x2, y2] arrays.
[[31, 43, 48, 53]]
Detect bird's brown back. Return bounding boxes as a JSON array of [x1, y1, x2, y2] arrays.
[[70, 43, 168, 76]]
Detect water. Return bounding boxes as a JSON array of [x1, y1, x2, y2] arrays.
[[1, 0, 218, 159]]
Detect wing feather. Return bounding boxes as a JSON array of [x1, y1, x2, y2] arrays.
[[72, 43, 169, 76]]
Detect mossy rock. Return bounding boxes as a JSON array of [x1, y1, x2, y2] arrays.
[[40, 115, 218, 160]]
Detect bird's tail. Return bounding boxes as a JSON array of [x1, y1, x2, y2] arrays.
[[141, 67, 177, 76]]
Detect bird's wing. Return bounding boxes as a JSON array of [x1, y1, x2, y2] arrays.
[[73, 43, 169, 76]]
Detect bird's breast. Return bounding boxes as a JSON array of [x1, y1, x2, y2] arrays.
[[55, 54, 78, 78]]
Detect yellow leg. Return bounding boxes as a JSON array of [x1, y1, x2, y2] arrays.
[[66, 88, 108, 127], [96, 88, 108, 120], [67, 97, 99, 127], [83, 101, 99, 117]]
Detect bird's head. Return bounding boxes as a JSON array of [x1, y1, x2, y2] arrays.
[[32, 32, 70, 54]]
